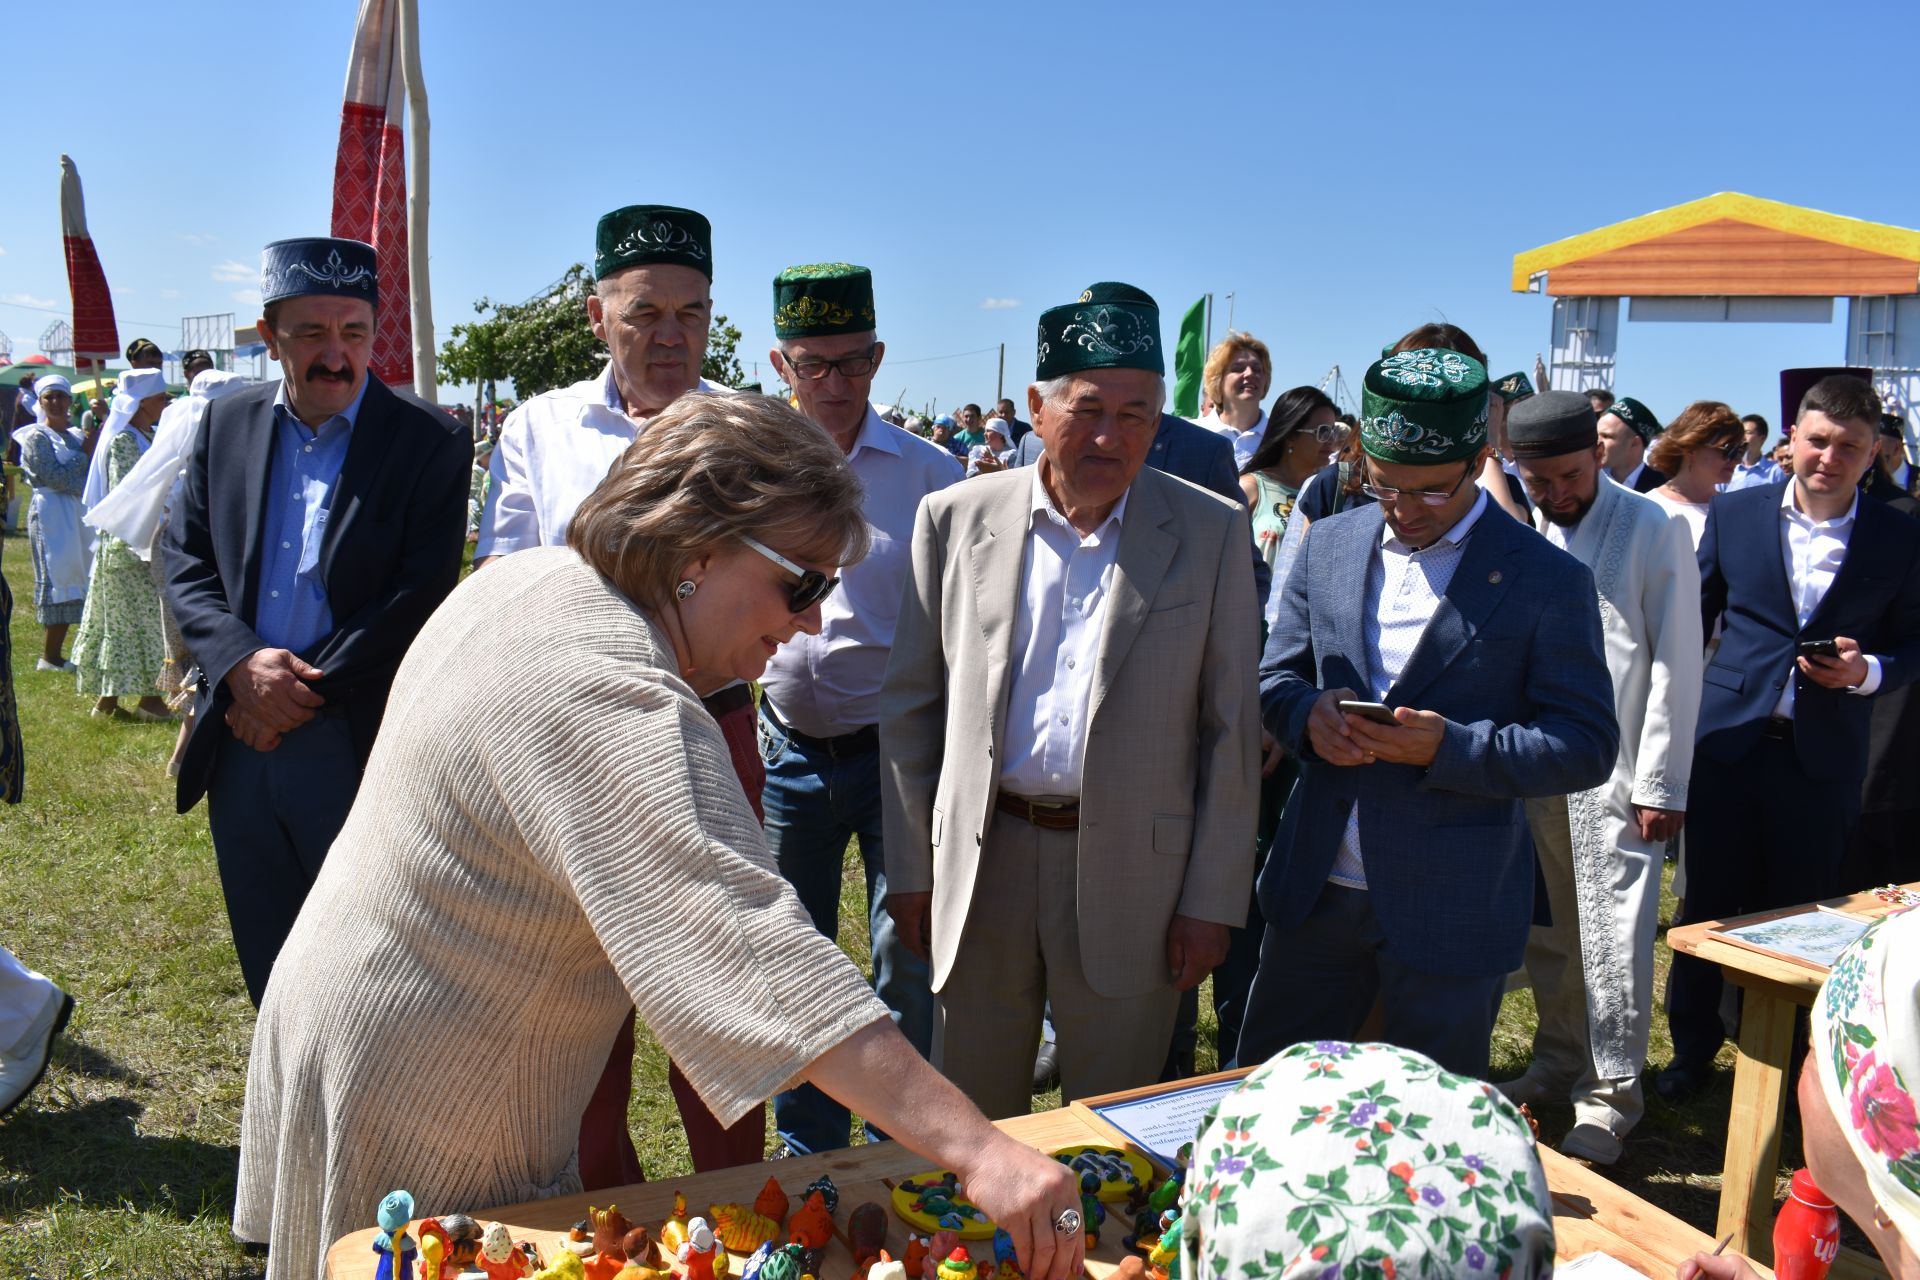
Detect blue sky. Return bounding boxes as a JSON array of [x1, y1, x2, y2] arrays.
[[6, 0, 1916, 433]]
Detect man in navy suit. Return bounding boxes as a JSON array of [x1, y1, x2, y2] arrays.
[[1659, 372, 1920, 1097], [1237, 349, 1618, 1078], [164, 236, 471, 1005]]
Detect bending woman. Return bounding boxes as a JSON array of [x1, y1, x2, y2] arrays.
[[236, 392, 1080, 1280]]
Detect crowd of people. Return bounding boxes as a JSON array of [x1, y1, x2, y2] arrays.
[[1, 200, 1919, 1279]]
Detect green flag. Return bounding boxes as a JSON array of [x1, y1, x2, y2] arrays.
[[1172, 295, 1207, 417]]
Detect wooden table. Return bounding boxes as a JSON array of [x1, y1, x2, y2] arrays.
[[327, 1074, 1760, 1279], [1668, 888, 1906, 1279]]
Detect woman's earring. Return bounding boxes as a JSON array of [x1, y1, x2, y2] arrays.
[[676, 580, 697, 600]]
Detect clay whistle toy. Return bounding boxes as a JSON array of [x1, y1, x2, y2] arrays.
[[753, 1176, 788, 1229], [848, 1202, 887, 1273], [709, 1201, 779, 1253], [788, 1191, 832, 1249]]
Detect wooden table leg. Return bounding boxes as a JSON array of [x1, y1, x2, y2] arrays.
[[1717, 989, 1796, 1265]]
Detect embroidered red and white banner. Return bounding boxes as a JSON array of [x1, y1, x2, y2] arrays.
[[59, 154, 120, 367], [332, 0, 413, 385]]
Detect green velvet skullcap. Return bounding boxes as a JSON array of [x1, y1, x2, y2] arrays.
[[1360, 348, 1490, 465], [1035, 282, 1163, 380], [1605, 395, 1661, 441], [772, 263, 876, 338], [594, 204, 712, 281], [1492, 370, 1535, 403]]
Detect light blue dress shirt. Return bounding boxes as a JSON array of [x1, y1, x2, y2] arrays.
[[254, 377, 368, 653]]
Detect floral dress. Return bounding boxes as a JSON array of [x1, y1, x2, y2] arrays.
[[71, 428, 166, 699], [16, 424, 89, 624]]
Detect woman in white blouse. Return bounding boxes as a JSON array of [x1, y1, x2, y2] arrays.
[[1647, 400, 1745, 548]]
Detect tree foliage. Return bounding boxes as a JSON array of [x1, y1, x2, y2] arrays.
[[439, 263, 747, 399]]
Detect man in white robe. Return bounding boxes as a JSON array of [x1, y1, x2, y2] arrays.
[[1498, 391, 1703, 1164]]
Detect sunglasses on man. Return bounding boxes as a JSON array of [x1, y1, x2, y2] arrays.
[[742, 536, 840, 612]]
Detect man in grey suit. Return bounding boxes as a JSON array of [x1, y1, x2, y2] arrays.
[[1238, 349, 1617, 1079], [881, 284, 1260, 1121]]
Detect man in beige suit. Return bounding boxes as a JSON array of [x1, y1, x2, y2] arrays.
[[880, 282, 1260, 1122]]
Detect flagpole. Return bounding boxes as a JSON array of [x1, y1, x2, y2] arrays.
[[1203, 293, 1212, 357], [397, 0, 436, 402]]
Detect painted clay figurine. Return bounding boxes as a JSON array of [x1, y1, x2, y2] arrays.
[[565, 1220, 597, 1259], [919, 1230, 959, 1280], [374, 1190, 418, 1280], [532, 1253, 586, 1280], [660, 1194, 692, 1255], [478, 1222, 539, 1280], [753, 1176, 788, 1229], [935, 1247, 977, 1280], [709, 1201, 779, 1252], [867, 1253, 906, 1280], [677, 1217, 723, 1280], [848, 1202, 888, 1274], [419, 1215, 487, 1279], [903, 1234, 928, 1278], [735, 1241, 774, 1280], [581, 1206, 637, 1280], [758, 1243, 810, 1280], [788, 1191, 832, 1250], [988, 1229, 1019, 1280], [1146, 1212, 1182, 1280], [801, 1175, 839, 1216], [1078, 1173, 1106, 1247]]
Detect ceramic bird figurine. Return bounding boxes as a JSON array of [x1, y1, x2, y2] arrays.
[[753, 1176, 788, 1229], [660, 1193, 692, 1256], [532, 1253, 586, 1280], [868, 1254, 906, 1280], [787, 1191, 832, 1250]]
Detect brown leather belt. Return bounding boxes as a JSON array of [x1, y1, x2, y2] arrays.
[[995, 791, 1081, 830]]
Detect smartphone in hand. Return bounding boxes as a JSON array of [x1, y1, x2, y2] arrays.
[[1337, 700, 1400, 726], [1797, 639, 1841, 660]]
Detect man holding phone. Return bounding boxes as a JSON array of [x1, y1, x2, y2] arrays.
[[1660, 371, 1920, 1099], [1238, 350, 1617, 1078]]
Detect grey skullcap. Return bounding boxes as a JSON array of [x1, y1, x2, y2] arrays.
[[1506, 389, 1599, 459]]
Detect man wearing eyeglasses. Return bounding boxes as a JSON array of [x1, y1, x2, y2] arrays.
[[1495, 391, 1702, 1164], [1237, 350, 1617, 1080], [880, 282, 1260, 1121], [758, 263, 963, 1155], [471, 204, 763, 1180]]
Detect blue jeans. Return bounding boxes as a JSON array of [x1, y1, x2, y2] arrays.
[[759, 708, 933, 1153]]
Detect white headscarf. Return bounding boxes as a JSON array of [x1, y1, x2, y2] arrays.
[[85, 370, 245, 558], [30, 374, 72, 418], [82, 367, 169, 512]]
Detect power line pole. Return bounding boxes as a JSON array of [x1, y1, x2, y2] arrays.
[[996, 342, 1004, 402]]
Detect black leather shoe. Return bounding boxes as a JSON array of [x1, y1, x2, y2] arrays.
[[1032, 1041, 1060, 1092], [1654, 1062, 1714, 1102]]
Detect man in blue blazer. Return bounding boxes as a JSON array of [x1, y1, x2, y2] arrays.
[[1237, 349, 1618, 1078], [164, 237, 471, 1005], [1660, 372, 1920, 1097]]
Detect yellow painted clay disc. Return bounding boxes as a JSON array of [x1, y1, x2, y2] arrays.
[[1050, 1144, 1154, 1204], [889, 1170, 997, 1241]]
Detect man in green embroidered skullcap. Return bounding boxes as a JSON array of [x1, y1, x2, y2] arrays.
[[1236, 347, 1617, 1080], [760, 261, 962, 1156], [882, 283, 1260, 1121], [1596, 395, 1667, 493]]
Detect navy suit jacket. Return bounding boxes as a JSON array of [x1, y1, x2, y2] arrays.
[[163, 376, 473, 812], [1696, 481, 1920, 784], [1015, 412, 1268, 601], [1257, 501, 1618, 976]]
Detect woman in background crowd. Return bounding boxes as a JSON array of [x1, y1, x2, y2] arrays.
[[9, 376, 90, 671], [1647, 400, 1744, 548], [1199, 331, 1274, 468]]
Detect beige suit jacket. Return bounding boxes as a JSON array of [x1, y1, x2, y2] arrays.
[[879, 463, 1260, 999]]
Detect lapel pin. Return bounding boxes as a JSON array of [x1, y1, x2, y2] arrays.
[[1488, 570, 1503, 584]]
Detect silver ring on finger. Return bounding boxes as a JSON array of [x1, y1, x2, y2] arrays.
[[1054, 1206, 1082, 1236]]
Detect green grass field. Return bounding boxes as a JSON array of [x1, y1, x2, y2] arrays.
[[0, 534, 1796, 1279]]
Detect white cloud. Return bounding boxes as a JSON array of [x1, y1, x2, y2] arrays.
[[979, 297, 1021, 310], [0, 244, 7, 255], [211, 259, 255, 283], [232, 288, 263, 306], [3, 292, 56, 309]]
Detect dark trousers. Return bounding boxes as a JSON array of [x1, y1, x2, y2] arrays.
[[1841, 810, 1920, 893], [1234, 882, 1508, 1079], [576, 696, 767, 1186], [1667, 734, 1858, 1070], [206, 716, 361, 1007]]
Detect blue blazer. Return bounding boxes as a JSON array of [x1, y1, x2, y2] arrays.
[[1258, 502, 1618, 977], [1015, 412, 1267, 601], [1696, 481, 1920, 784], [163, 377, 473, 813]]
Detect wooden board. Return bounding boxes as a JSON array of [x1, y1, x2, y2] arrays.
[[1544, 218, 1920, 297]]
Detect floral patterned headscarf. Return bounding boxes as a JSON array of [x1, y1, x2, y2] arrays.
[[1813, 907, 1920, 1251], [1181, 1042, 1555, 1280]]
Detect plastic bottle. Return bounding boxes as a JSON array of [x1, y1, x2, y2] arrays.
[[1772, 1168, 1841, 1280]]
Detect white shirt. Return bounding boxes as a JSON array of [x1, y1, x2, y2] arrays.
[[1773, 484, 1883, 719], [759, 409, 963, 737], [1621, 460, 1650, 491], [475, 363, 728, 557], [1646, 488, 1710, 550], [999, 464, 1128, 798], [1201, 409, 1267, 470], [1330, 490, 1489, 888]]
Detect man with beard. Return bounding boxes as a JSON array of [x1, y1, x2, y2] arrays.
[[164, 236, 471, 1007], [1496, 391, 1702, 1163]]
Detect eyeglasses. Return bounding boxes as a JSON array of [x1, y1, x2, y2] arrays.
[[1712, 439, 1746, 462], [1310, 421, 1352, 445], [741, 536, 840, 612], [783, 349, 878, 382], [1360, 463, 1475, 507]]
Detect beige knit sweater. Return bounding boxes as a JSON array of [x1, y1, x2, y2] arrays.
[[234, 547, 887, 1279]]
